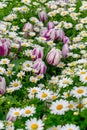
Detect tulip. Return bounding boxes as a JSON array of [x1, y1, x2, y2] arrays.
[[39, 28, 47, 37], [23, 22, 33, 32], [63, 36, 70, 44], [62, 43, 69, 58], [44, 29, 56, 41], [0, 38, 10, 56], [6, 108, 16, 121], [46, 48, 62, 66], [0, 76, 6, 95], [39, 11, 47, 23], [32, 46, 43, 61], [33, 59, 47, 74], [47, 22, 55, 30], [56, 29, 65, 41]]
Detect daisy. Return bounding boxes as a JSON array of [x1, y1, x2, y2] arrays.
[[0, 67, 5, 74], [61, 124, 80, 130], [80, 74, 87, 83], [58, 77, 73, 88], [0, 58, 10, 65], [22, 61, 33, 72], [25, 118, 44, 130], [70, 86, 87, 98], [22, 106, 36, 117], [30, 76, 38, 83], [6, 121, 14, 130], [68, 101, 77, 110], [0, 121, 4, 130], [47, 125, 62, 130], [76, 69, 87, 76], [17, 71, 25, 78], [13, 108, 23, 117], [21, 0, 31, 5], [36, 89, 52, 101], [50, 99, 69, 115], [10, 80, 22, 90]]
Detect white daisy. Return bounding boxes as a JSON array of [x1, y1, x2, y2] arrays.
[[71, 86, 87, 98], [47, 125, 62, 130], [22, 106, 36, 117], [13, 108, 23, 117], [80, 74, 87, 83], [59, 77, 73, 88], [0, 67, 5, 74], [25, 118, 44, 130], [0, 121, 4, 129], [61, 124, 80, 130], [50, 99, 69, 115], [0, 58, 10, 65], [10, 80, 22, 90]]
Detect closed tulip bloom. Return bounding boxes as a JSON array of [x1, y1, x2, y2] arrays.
[[32, 46, 43, 61], [6, 108, 16, 122], [0, 76, 6, 95], [23, 22, 33, 32], [46, 48, 62, 66], [33, 59, 47, 74], [63, 36, 70, 44], [56, 29, 65, 41], [39, 28, 47, 37], [62, 43, 70, 58], [0, 38, 10, 56], [47, 22, 55, 30], [39, 11, 47, 23], [44, 29, 56, 41]]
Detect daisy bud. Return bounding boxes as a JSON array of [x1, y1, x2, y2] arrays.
[[62, 43, 70, 58], [63, 36, 70, 44], [6, 108, 16, 122], [33, 59, 47, 74], [0, 38, 10, 56], [46, 48, 62, 66], [39, 11, 47, 23], [0, 76, 6, 95], [47, 22, 55, 30], [44, 29, 56, 41], [56, 29, 65, 41], [32, 46, 43, 61]]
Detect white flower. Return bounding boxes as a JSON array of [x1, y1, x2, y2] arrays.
[[25, 118, 44, 130], [61, 124, 80, 130], [0, 67, 5, 74], [0, 121, 4, 129], [58, 77, 73, 88], [71, 86, 87, 98], [13, 108, 23, 117], [10, 80, 22, 90], [17, 71, 25, 78], [75, 24, 83, 30], [21, 0, 31, 5], [80, 74, 87, 83], [50, 99, 69, 115], [36, 89, 52, 101], [47, 125, 62, 130], [30, 76, 38, 83], [22, 106, 36, 117], [0, 58, 10, 65]]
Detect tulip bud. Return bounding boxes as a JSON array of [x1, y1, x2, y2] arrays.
[[39, 28, 47, 37], [6, 108, 16, 122], [33, 59, 47, 74], [39, 11, 47, 23], [32, 46, 43, 61], [63, 36, 70, 44], [44, 29, 56, 41], [23, 22, 33, 32], [0, 38, 10, 56], [47, 22, 55, 30], [0, 76, 6, 95], [46, 48, 62, 66], [62, 43, 69, 58], [56, 29, 65, 41]]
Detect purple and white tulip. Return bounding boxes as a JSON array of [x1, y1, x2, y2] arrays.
[[0, 38, 10, 56], [62, 43, 70, 58], [47, 22, 55, 30], [0, 76, 6, 95], [56, 29, 65, 41], [63, 36, 70, 44], [6, 108, 16, 121], [33, 59, 47, 74], [39, 28, 47, 37], [23, 22, 33, 32], [44, 29, 56, 41], [32, 46, 43, 61], [39, 11, 47, 23], [46, 48, 62, 66]]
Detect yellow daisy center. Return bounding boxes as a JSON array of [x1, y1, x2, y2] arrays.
[[85, 76, 87, 80], [14, 111, 20, 116], [56, 104, 63, 110], [42, 93, 47, 98], [31, 124, 38, 129], [77, 89, 84, 94], [25, 109, 31, 114], [52, 95, 57, 100], [68, 104, 73, 109], [80, 71, 86, 74]]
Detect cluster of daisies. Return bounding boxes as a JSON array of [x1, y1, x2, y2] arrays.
[[0, 0, 87, 129]]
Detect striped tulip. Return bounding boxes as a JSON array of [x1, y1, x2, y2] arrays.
[[47, 22, 55, 30], [6, 108, 16, 121], [44, 29, 56, 41], [46, 48, 62, 66], [56, 29, 65, 41], [39, 11, 47, 23], [62, 43, 69, 58], [32, 46, 43, 61], [33, 59, 47, 74], [63, 36, 70, 44], [0, 76, 6, 95]]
